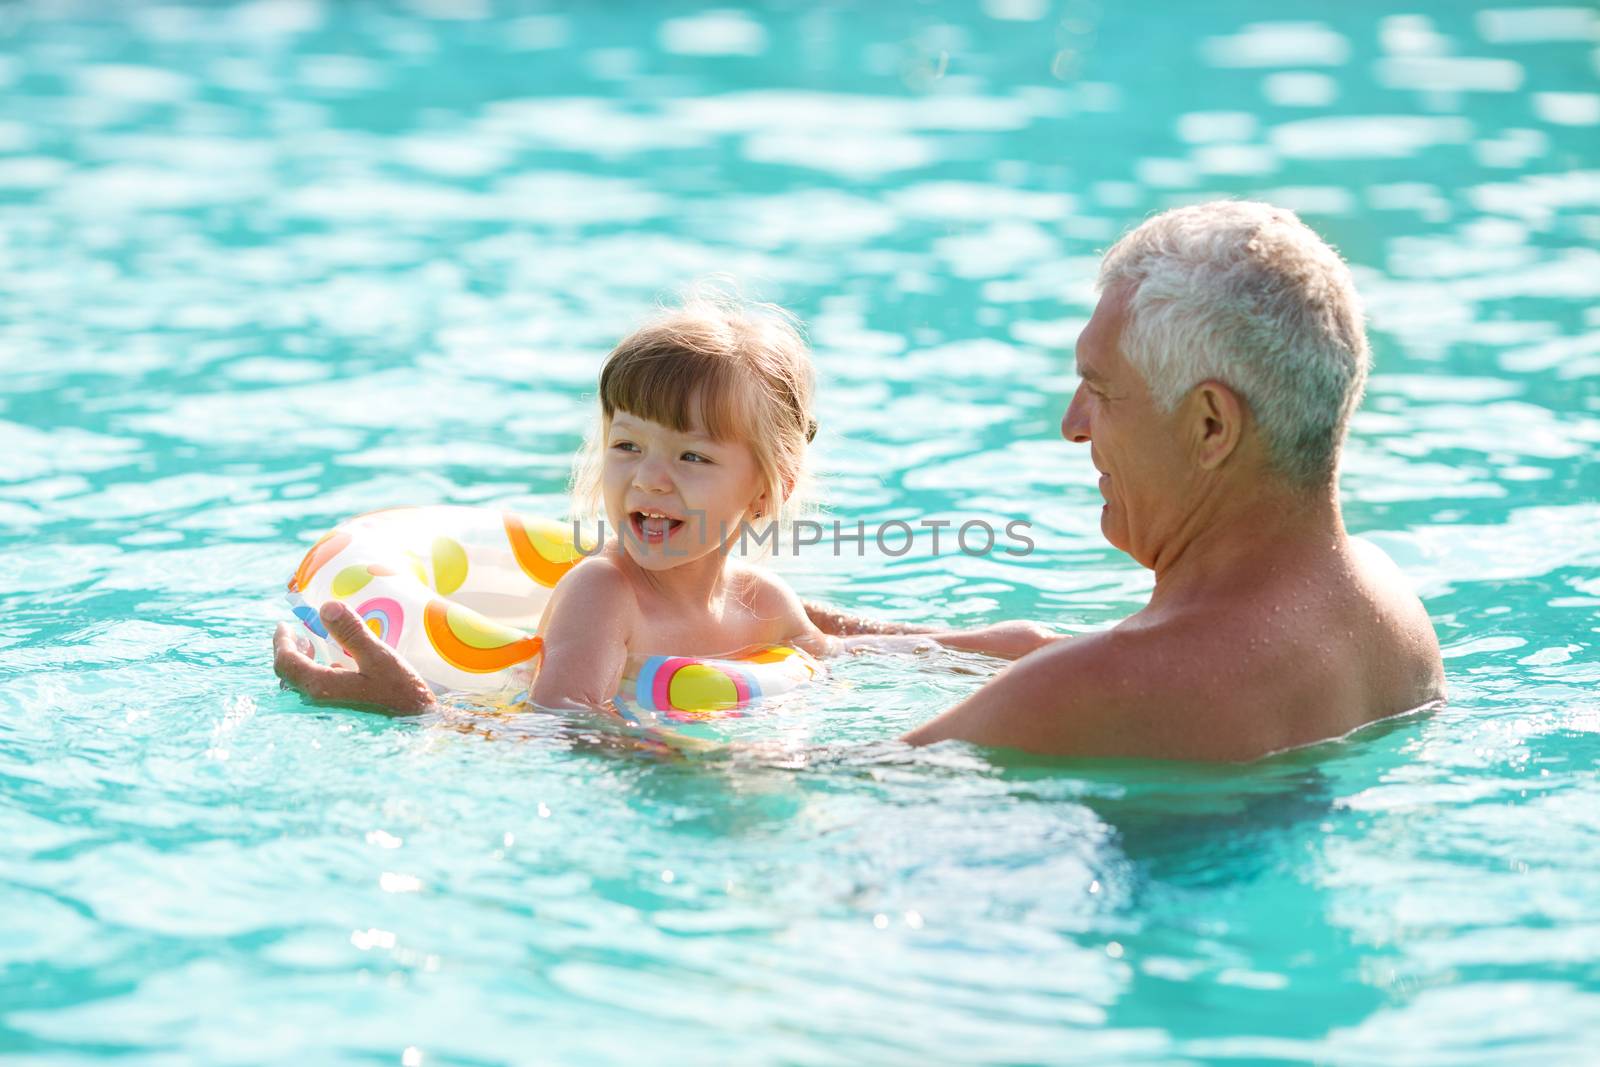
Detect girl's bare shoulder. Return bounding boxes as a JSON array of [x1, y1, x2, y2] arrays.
[[727, 562, 810, 636], [541, 549, 641, 627]]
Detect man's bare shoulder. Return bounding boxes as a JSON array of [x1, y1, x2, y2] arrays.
[[1346, 535, 1447, 708], [902, 622, 1234, 759], [1348, 536, 1439, 633]]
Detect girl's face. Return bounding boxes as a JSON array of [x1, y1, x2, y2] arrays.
[[601, 409, 768, 572]]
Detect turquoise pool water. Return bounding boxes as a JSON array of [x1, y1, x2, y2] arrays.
[[2, 1, 1597, 1062]]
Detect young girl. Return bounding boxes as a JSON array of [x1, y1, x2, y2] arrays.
[[272, 296, 1057, 721], [527, 296, 1055, 718]]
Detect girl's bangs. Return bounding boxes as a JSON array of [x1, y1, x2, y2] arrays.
[[600, 349, 753, 442]]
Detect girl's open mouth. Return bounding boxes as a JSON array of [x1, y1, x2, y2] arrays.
[[630, 511, 684, 544]]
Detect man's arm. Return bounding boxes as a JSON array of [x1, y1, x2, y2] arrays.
[[803, 601, 1061, 660], [803, 600, 936, 637]]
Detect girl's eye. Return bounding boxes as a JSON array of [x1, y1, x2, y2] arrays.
[[681, 451, 711, 464], [611, 441, 639, 453]]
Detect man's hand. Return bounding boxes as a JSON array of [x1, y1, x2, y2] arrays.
[[273, 602, 436, 715]]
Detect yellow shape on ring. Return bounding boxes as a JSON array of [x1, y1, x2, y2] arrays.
[[330, 565, 375, 598], [667, 663, 741, 712], [432, 536, 469, 596]]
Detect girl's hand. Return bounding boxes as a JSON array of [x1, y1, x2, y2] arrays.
[[273, 602, 436, 715]]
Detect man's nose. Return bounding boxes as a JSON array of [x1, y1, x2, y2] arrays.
[[1061, 386, 1091, 443]]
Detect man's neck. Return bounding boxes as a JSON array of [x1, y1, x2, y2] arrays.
[[1146, 474, 1345, 611]]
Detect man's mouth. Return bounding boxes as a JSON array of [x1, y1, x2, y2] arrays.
[[629, 509, 684, 544]]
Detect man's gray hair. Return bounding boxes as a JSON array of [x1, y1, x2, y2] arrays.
[[1098, 201, 1370, 487]]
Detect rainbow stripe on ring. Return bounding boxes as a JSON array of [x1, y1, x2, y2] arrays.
[[633, 656, 761, 721], [354, 596, 404, 649]]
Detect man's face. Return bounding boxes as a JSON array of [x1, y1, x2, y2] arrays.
[[1061, 282, 1192, 567]]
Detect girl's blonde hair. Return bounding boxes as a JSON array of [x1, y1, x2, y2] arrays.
[[570, 294, 817, 545]]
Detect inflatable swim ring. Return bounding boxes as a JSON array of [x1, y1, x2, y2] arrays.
[[286, 506, 820, 720], [613, 644, 820, 733]]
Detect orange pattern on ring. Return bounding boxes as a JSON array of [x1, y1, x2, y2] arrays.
[[288, 530, 351, 593], [503, 512, 582, 588], [422, 599, 543, 674], [734, 646, 798, 665]]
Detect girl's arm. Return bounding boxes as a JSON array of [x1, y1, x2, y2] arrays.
[[527, 557, 637, 715]]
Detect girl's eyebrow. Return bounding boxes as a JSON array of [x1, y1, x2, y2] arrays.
[[610, 415, 718, 444], [673, 417, 717, 443]]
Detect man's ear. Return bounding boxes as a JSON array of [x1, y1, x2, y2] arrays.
[[1186, 379, 1245, 471]]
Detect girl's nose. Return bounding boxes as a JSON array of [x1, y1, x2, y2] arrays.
[[1061, 386, 1092, 443], [632, 456, 672, 493]]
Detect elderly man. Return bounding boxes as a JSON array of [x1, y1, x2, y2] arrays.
[[276, 201, 1444, 761], [892, 200, 1445, 758]]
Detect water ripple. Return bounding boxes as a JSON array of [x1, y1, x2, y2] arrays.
[[1, 1, 1597, 1062]]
